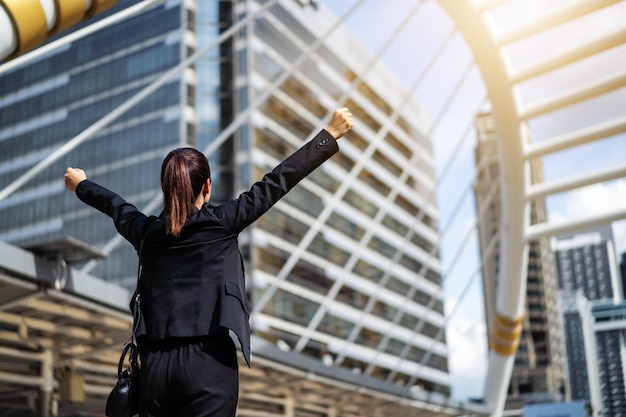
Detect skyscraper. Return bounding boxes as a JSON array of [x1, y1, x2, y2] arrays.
[[559, 290, 602, 414], [554, 227, 624, 302], [473, 113, 568, 408], [1, 0, 450, 397], [554, 227, 626, 416], [621, 252, 626, 300], [592, 301, 626, 417], [0, 0, 203, 286], [227, 0, 450, 395]]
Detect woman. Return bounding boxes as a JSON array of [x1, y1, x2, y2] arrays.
[[64, 108, 353, 417]]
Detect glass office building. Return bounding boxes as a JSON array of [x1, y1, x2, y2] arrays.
[[0, 0, 450, 395], [554, 227, 626, 416], [593, 303, 626, 417], [237, 0, 449, 395], [560, 290, 602, 413], [559, 296, 626, 417], [0, 0, 205, 286], [554, 227, 624, 302]]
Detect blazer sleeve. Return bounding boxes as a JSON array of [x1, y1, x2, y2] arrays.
[[216, 129, 339, 233], [75, 180, 151, 250]]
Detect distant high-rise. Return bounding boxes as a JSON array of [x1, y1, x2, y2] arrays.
[[618, 251, 626, 302], [554, 227, 626, 416], [592, 301, 626, 417], [554, 227, 624, 302], [0, 0, 450, 397], [473, 113, 568, 408], [560, 290, 602, 413]]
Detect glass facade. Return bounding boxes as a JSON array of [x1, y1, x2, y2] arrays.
[[555, 233, 618, 301], [237, 0, 449, 395], [564, 311, 590, 399], [560, 290, 601, 411], [593, 302, 626, 417], [0, 0, 213, 286], [555, 228, 626, 416]]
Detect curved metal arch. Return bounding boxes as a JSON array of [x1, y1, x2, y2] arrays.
[[436, 0, 626, 414]]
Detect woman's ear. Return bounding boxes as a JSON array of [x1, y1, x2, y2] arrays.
[[203, 179, 212, 203]]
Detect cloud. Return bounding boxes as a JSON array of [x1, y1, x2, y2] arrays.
[[549, 179, 626, 253], [550, 180, 626, 220], [446, 305, 488, 399]]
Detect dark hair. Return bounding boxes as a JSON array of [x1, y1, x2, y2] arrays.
[[160, 147, 210, 237]]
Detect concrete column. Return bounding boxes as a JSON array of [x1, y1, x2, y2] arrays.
[[38, 348, 54, 417]]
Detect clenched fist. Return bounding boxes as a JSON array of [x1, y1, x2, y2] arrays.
[[64, 167, 87, 192], [326, 107, 354, 139]]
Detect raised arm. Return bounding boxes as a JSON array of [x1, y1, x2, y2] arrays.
[[218, 108, 354, 233], [64, 168, 152, 250]]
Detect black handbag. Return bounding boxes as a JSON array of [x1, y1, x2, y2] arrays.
[[105, 339, 140, 417], [106, 230, 149, 417]]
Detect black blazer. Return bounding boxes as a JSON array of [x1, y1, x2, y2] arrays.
[[75, 130, 339, 366]]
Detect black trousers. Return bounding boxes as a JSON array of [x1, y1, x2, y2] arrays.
[[139, 333, 239, 417]]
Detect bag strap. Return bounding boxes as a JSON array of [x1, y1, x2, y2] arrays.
[[117, 341, 136, 377], [118, 220, 156, 373], [137, 225, 149, 285], [126, 221, 154, 344], [130, 231, 147, 336], [134, 219, 152, 295]]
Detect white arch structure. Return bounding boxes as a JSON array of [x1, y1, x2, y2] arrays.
[[1, 0, 625, 415], [435, 0, 626, 413]]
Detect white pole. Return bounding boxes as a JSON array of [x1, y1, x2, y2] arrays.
[[0, 6, 16, 60], [38, 0, 58, 31]]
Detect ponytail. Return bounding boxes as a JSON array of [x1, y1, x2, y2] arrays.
[[160, 148, 210, 237]]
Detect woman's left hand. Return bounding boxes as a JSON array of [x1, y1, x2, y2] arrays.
[[64, 167, 87, 192]]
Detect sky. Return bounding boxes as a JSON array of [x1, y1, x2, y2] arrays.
[[323, 0, 626, 400]]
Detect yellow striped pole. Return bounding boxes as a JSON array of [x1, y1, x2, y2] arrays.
[[489, 312, 524, 356], [0, 0, 118, 61]]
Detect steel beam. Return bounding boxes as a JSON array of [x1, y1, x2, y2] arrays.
[[526, 163, 626, 200], [519, 69, 626, 119], [524, 116, 626, 158], [496, 0, 621, 46], [525, 205, 626, 241], [510, 27, 626, 83]]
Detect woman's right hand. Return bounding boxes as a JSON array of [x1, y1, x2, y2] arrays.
[[64, 167, 87, 192], [326, 107, 354, 139]]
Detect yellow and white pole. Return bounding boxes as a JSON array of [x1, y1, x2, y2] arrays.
[[0, 0, 117, 61]]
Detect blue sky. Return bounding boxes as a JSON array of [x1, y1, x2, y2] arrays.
[[324, 0, 626, 400]]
